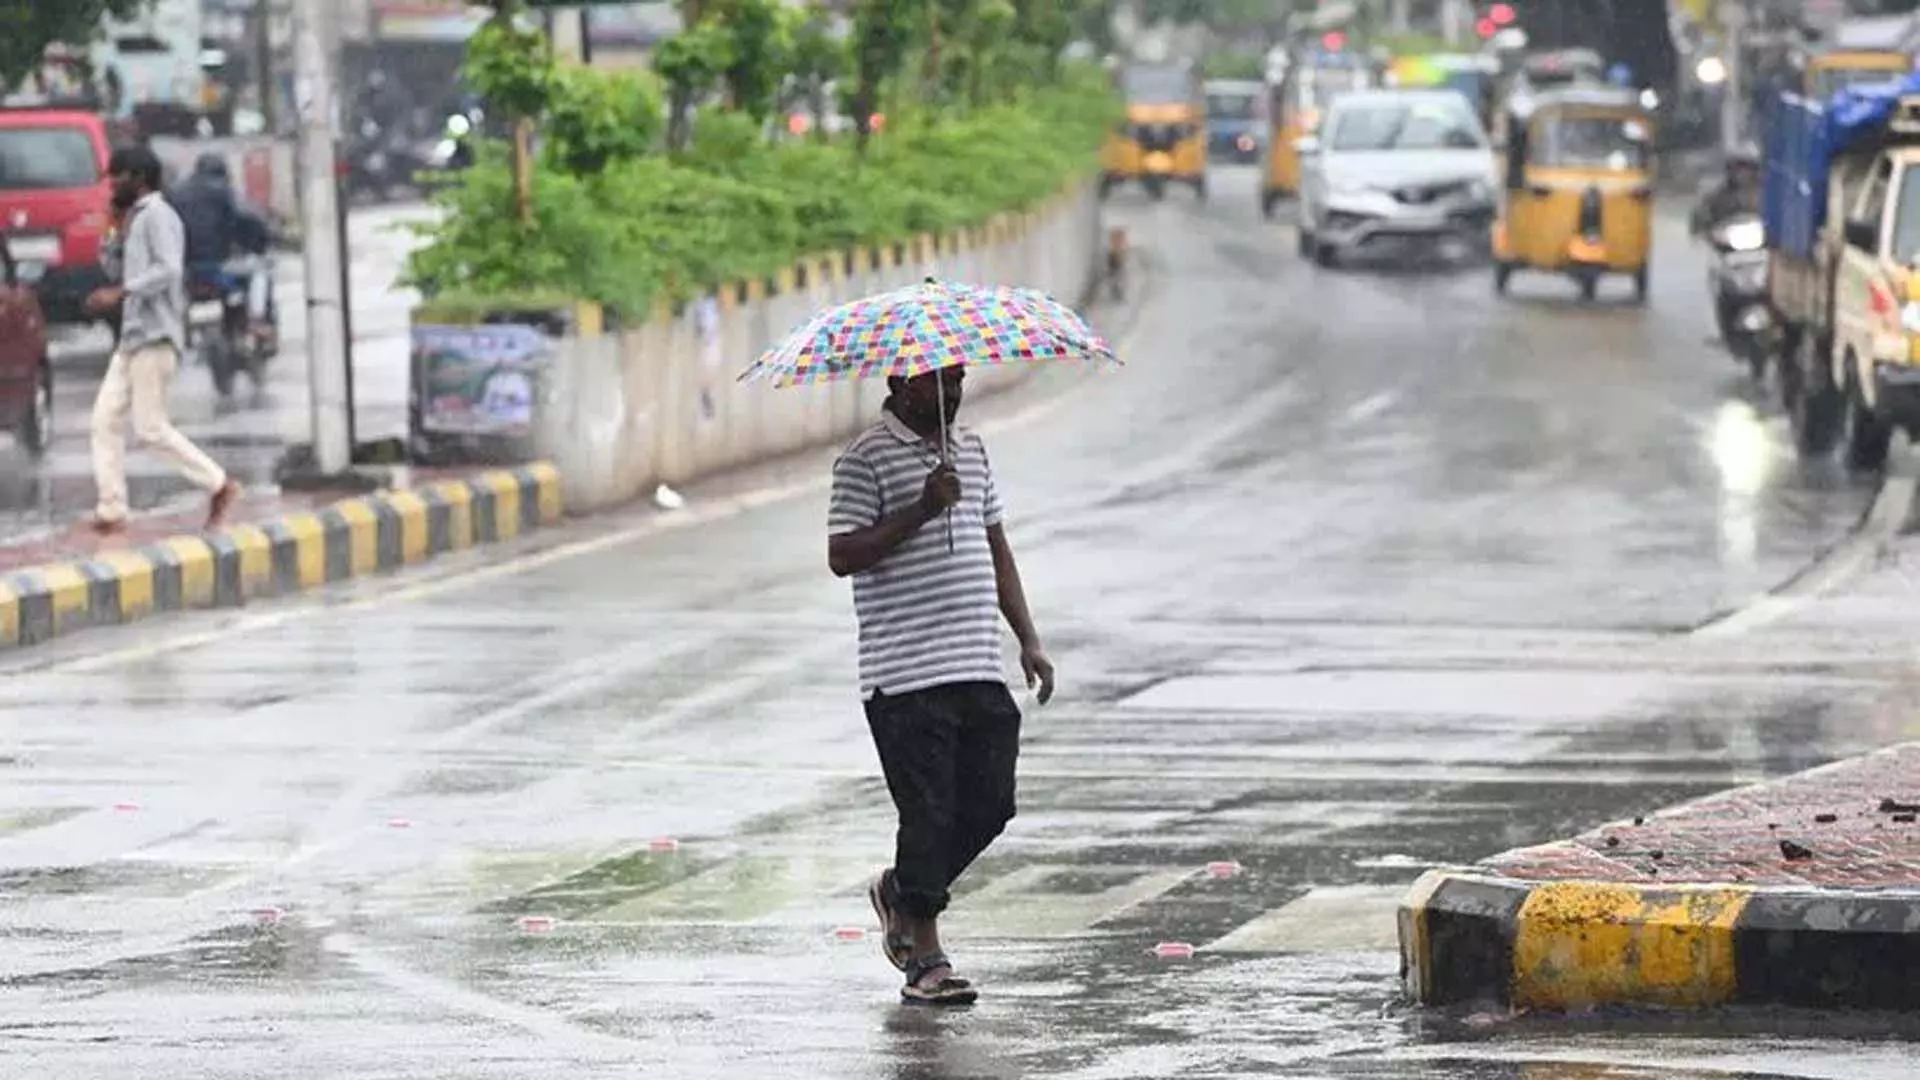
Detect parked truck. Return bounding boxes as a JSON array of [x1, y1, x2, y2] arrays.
[[1765, 69, 1920, 472]]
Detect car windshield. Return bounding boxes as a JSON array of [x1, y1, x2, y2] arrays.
[[1531, 115, 1650, 168], [0, 127, 98, 190], [1328, 100, 1484, 151], [1207, 92, 1257, 119], [1123, 67, 1192, 104]]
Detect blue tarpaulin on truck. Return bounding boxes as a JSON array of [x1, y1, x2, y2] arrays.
[[1765, 70, 1920, 260]]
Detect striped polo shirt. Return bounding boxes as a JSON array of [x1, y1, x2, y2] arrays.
[[828, 407, 1007, 698]]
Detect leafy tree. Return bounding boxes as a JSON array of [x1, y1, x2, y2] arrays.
[[656, 17, 735, 151], [543, 67, 662, 176], [0, 0, 149, 96], [786, 4, 847, 140], [714, 0, 791, 124], [848, 0, 923, 150], [1013, 0, 1079, 82], [462, 5, 560, 223], [952, 0, 1017, 107]]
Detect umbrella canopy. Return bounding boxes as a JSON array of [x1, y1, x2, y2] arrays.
[[738, 277, 1118, 388]]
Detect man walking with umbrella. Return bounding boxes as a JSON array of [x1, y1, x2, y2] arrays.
[[828, 363, 1055, 1006]]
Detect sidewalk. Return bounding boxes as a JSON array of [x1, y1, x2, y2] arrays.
[[0, 463, 562, 650], [1400, 743, 1920, 1013]]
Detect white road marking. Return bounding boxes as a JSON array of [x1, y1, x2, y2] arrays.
[[1341, 389, 1400, 425], [1202, 884, 1404, 953]]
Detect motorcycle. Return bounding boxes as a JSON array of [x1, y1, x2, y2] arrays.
[[189, 253, 278, 399], [345, 117, 430, 202], [1706, 213, 1775, 383], [427, 106, 482, 176]]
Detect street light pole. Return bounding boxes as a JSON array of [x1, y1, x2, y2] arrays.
[[292, 0, 351, 475], [1441, 0, 1465, 46], [1721, 0, 1746, 153]]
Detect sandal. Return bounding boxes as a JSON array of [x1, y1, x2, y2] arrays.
[[901, 952, 978, 1006], [868, 870, 912, 972]]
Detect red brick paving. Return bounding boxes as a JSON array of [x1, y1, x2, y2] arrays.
[[1482, 743, 1920, 889], [0, 468, 478, 577]]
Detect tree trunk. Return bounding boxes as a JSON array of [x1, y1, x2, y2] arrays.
[[512, 116, 534, 224], [810, 78, 828, 142]]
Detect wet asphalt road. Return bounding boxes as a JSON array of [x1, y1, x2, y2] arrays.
[[0, 203, 431, 537], [2, 165, 1919, 1078]]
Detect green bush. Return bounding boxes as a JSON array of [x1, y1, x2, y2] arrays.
[[406, 68, 1118, 322]]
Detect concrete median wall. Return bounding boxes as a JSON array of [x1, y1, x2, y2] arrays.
[[534, 184, 1105, 513]]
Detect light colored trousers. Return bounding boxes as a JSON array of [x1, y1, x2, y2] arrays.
[[90, 342, 228, 523]]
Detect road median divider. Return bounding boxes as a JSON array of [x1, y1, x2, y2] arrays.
[[1398, 742, 1920, 1014], [0, 464, 562, 650]]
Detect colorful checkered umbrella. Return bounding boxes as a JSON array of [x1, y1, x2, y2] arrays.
[[741, 277, 1117, 552], [737, 277, 1118, 388]]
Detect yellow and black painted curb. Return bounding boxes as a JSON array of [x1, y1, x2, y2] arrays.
[[0, 463, 563, 650], [1397, 868, 1920, 1012]]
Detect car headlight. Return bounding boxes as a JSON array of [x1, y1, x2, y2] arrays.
[[1722, 220, 1764, 252], [1902, 301, 1920, 333]]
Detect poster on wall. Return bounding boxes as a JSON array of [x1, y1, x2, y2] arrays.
[[412, 323, 553, 438], [695, 296, 721, 423]]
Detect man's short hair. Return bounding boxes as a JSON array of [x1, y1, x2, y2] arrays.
[[107, 144, 164, 192]]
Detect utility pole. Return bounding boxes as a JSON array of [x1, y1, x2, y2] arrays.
[[254, 0, 275, 133], [1440, 0, 1465, 46], [1720, 0, 1746, 153], [293, 0, 351, 475]]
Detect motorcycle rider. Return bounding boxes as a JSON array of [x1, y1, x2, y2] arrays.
[[1692, 144, 1769, 354], [167, 153, 277, 371], [1690, 143, 1763, 238]]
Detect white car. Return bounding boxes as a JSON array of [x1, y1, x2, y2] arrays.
[[1296, 89, 1499, 267]]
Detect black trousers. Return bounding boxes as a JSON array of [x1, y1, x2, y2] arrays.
[[865, 680, 1022, 919]]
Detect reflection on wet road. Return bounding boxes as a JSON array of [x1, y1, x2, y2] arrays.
[[0, 168, 1913, 1078]]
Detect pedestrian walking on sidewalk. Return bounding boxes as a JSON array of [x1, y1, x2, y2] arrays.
[[84, 146, 240, 535], [827, 364, 1055, 1007]]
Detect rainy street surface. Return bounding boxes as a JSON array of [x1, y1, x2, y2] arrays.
[[0, 202, 434, 537], [7, 166, 1920, 1079]]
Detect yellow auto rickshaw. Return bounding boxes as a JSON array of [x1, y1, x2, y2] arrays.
[[1491, 86, 1655, 303], [1100, 63, 1208, 201], [1797, 48, 1911, 101], [1261, 49, 1371, 217]]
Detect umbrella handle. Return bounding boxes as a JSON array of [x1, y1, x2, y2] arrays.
[[938, 375, 954, 554]]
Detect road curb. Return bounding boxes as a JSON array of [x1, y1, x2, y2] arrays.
[[0, 463, 563, 650], [1398, 865, 1920, 1012]]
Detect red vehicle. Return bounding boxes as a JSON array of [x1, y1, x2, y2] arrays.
[[0, 107, 114, 328], [0, 243, 50, 458]]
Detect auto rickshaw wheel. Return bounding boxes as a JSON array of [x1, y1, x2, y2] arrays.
[[1787, 333, 1844, 456], [1261, 190, 1279, 219], [1296, 228, 1314, 258], [1631, 268, 1649, 305], [1144, 176, 1167, 200], [1493, 262, 1512, 295], [1192, 176, 1207, 202], [1312, 238, 1338, 268], [1844, 358, 1894, 473], [1577, 272, 1599, 303]]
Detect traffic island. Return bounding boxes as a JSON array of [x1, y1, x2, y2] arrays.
[[1399, 743, 1920, 1013], [0, 464, 562, 650]]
